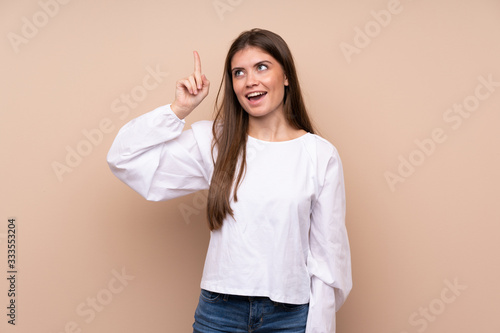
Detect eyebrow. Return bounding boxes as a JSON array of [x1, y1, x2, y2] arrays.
[[231, 60, 272, 73]]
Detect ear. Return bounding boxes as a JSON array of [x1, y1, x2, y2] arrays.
[[284, 75, 289, 86]]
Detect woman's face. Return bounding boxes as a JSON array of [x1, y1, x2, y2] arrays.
[[230, 46, 288, 119]]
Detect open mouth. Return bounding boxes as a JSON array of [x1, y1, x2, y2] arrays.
[[246, 91, 267, 102]]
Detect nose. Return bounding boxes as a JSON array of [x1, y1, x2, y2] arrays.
[[245, 71, 258, 87]]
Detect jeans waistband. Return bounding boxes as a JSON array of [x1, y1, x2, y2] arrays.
[[221, 293, 272, 302]]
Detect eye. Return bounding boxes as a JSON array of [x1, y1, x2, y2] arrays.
[[257, 64, 268, 71], [233, 70, 244, 77]]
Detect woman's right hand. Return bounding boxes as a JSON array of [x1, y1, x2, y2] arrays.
[[171, 51, 210, 119]]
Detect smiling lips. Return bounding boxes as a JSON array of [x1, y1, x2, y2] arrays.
[[246, 91, 267, 101]]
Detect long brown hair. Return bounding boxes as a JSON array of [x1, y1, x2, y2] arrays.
[[207, 28, 315, 230]]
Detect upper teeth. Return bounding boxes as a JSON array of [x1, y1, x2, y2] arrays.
[[247, 92, 265, 98]]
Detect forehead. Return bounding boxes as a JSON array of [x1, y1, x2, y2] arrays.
[[231, 46, 278, 68]]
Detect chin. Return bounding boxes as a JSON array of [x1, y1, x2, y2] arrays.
[[242, 102, 282, 118], [243, 107, 272, 118]]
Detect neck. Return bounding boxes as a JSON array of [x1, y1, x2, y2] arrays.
[[247, 110, 304, 142]]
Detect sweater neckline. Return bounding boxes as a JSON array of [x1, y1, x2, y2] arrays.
[[247, 132, 310, 144]]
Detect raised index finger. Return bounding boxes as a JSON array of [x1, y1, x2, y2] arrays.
[[194, 51, 202, 74]]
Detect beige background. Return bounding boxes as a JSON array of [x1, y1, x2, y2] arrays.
[[1, 0, 499, 332]]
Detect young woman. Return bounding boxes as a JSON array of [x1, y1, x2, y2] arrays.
[[107, 28, 352, 333]]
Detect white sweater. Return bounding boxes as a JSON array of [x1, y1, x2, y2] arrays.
[[107, 104, 352, 332]]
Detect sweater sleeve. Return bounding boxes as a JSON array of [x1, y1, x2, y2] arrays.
[[106, 104, 211, 201], [305, 147, 352, 333]]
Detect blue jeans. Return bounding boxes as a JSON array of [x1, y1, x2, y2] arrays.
[[193, 289, 309, 333]]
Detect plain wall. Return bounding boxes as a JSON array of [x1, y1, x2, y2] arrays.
[[1, 0, 499, 332]]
